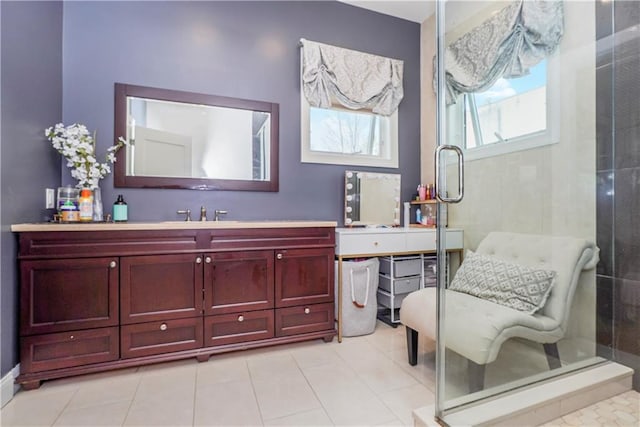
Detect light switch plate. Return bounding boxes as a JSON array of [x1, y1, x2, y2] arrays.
[[45, 188, 55, 209]]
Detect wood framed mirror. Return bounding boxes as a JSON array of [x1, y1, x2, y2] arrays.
[[114, 83, 279, 191]]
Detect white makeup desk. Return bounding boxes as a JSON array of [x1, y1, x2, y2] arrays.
[[334, 227, 464, 342]]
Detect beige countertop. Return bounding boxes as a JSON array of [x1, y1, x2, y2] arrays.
[[11, 220, 337, 232]]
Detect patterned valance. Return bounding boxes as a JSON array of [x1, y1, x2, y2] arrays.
[[441, 0, 564, 103], [301, 39, 404, 116]]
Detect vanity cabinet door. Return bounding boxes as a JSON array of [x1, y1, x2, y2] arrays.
[[120, 254, 203, 324], [204, 250, 274, 315], [275, 247, 334, 308], [20, 257, 119, 336]]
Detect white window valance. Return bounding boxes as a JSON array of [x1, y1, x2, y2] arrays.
[[301, 39, 404, 116], [441, 0, 564, 103]]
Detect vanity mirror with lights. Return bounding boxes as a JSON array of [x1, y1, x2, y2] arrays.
[[344, 171, 401, 226], [114, 83, 279, 191]]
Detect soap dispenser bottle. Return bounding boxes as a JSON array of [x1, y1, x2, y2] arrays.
[[113, 194, 128, 222]]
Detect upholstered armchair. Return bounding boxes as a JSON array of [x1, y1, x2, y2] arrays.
[[400, 232, 599, 392]]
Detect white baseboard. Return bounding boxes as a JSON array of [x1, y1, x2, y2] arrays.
[[1, 364, 20, 408]]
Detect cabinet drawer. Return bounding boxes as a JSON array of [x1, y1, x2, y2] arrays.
[[379, 256, 422, 278], [379, 275, 420, 294], [20, 327, 119, 374], [21, 257, 119, 336], [121, 318, 203, 359], [377, 289, 410, 309], [275, 303, 334, 337], [204, 310, 274, 347]]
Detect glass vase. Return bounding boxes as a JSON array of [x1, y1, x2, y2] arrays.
[[92, 186, 103, 222]]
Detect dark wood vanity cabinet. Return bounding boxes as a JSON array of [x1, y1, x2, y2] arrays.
[[14, 225, 336, 389]]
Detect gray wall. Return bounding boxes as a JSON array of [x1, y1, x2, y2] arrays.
[[0, 1, 63, 377], [0, 1, 420, 377], [62, 1, 421, 221]]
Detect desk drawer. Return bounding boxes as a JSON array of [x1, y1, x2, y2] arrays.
[[337, 233, 405, 255], [406, 230, 437, 252]]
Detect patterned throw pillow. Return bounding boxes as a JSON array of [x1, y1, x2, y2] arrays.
[[450, 251, 556, 314]]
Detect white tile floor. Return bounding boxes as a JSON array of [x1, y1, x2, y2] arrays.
[[1, 322, 638, 426]]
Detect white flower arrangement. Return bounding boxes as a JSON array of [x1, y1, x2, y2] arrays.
[[45, 123, 128, 189]]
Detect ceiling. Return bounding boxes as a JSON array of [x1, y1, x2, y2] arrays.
[[338, 1, 434, 24]]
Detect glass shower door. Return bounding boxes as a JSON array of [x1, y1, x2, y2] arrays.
[[433, 0, 604, 418]]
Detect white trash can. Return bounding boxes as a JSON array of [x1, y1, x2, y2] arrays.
[[335, 258, 379, 337]]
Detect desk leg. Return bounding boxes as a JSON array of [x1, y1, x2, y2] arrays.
[[337, 256, 343, 343]]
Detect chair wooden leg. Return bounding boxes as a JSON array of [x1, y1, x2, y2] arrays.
[[468, 359, 485, 393], [406, 327, 418, 366], [543, 343, 562, 370]]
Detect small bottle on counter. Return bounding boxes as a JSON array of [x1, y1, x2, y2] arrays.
[[78, 188, 93, 222], [403, 202, 410, 228], [60, 200, 79, 222], [113, 194, 128, 222], [425, 205, 435, 227]]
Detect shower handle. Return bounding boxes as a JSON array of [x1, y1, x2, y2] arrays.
[[434, 145, 464, 204]]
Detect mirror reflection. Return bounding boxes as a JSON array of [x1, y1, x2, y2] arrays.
[[114, 83, 279, 191], [344, 171, 400, 226], [127, 98, 270, 180]]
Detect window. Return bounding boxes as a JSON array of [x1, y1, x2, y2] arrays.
[[299, 39, 402, 168], [301, 97, 398, 168], [447, 58, 559, 160]]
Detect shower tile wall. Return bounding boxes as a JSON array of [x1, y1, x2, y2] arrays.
[[596, 0, 640, 391]]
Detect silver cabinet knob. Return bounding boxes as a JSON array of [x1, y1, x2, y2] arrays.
[[196, 257, 202, 264], [69, 335, 75, 340], [205, 256, 212, 264], [276, 253, 283, 260], [160, 323, 168, 331], [109, 261, 117, 268], [304, 307, 310, 314], [238, 315, 244, 322]]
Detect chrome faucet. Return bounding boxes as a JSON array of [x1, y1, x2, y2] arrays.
[[199, 206, 207, 221], [176, 209, 191, 221], [214, 209, 228, 221]]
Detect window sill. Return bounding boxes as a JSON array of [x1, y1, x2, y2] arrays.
[[458, 132, 559, 162]]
